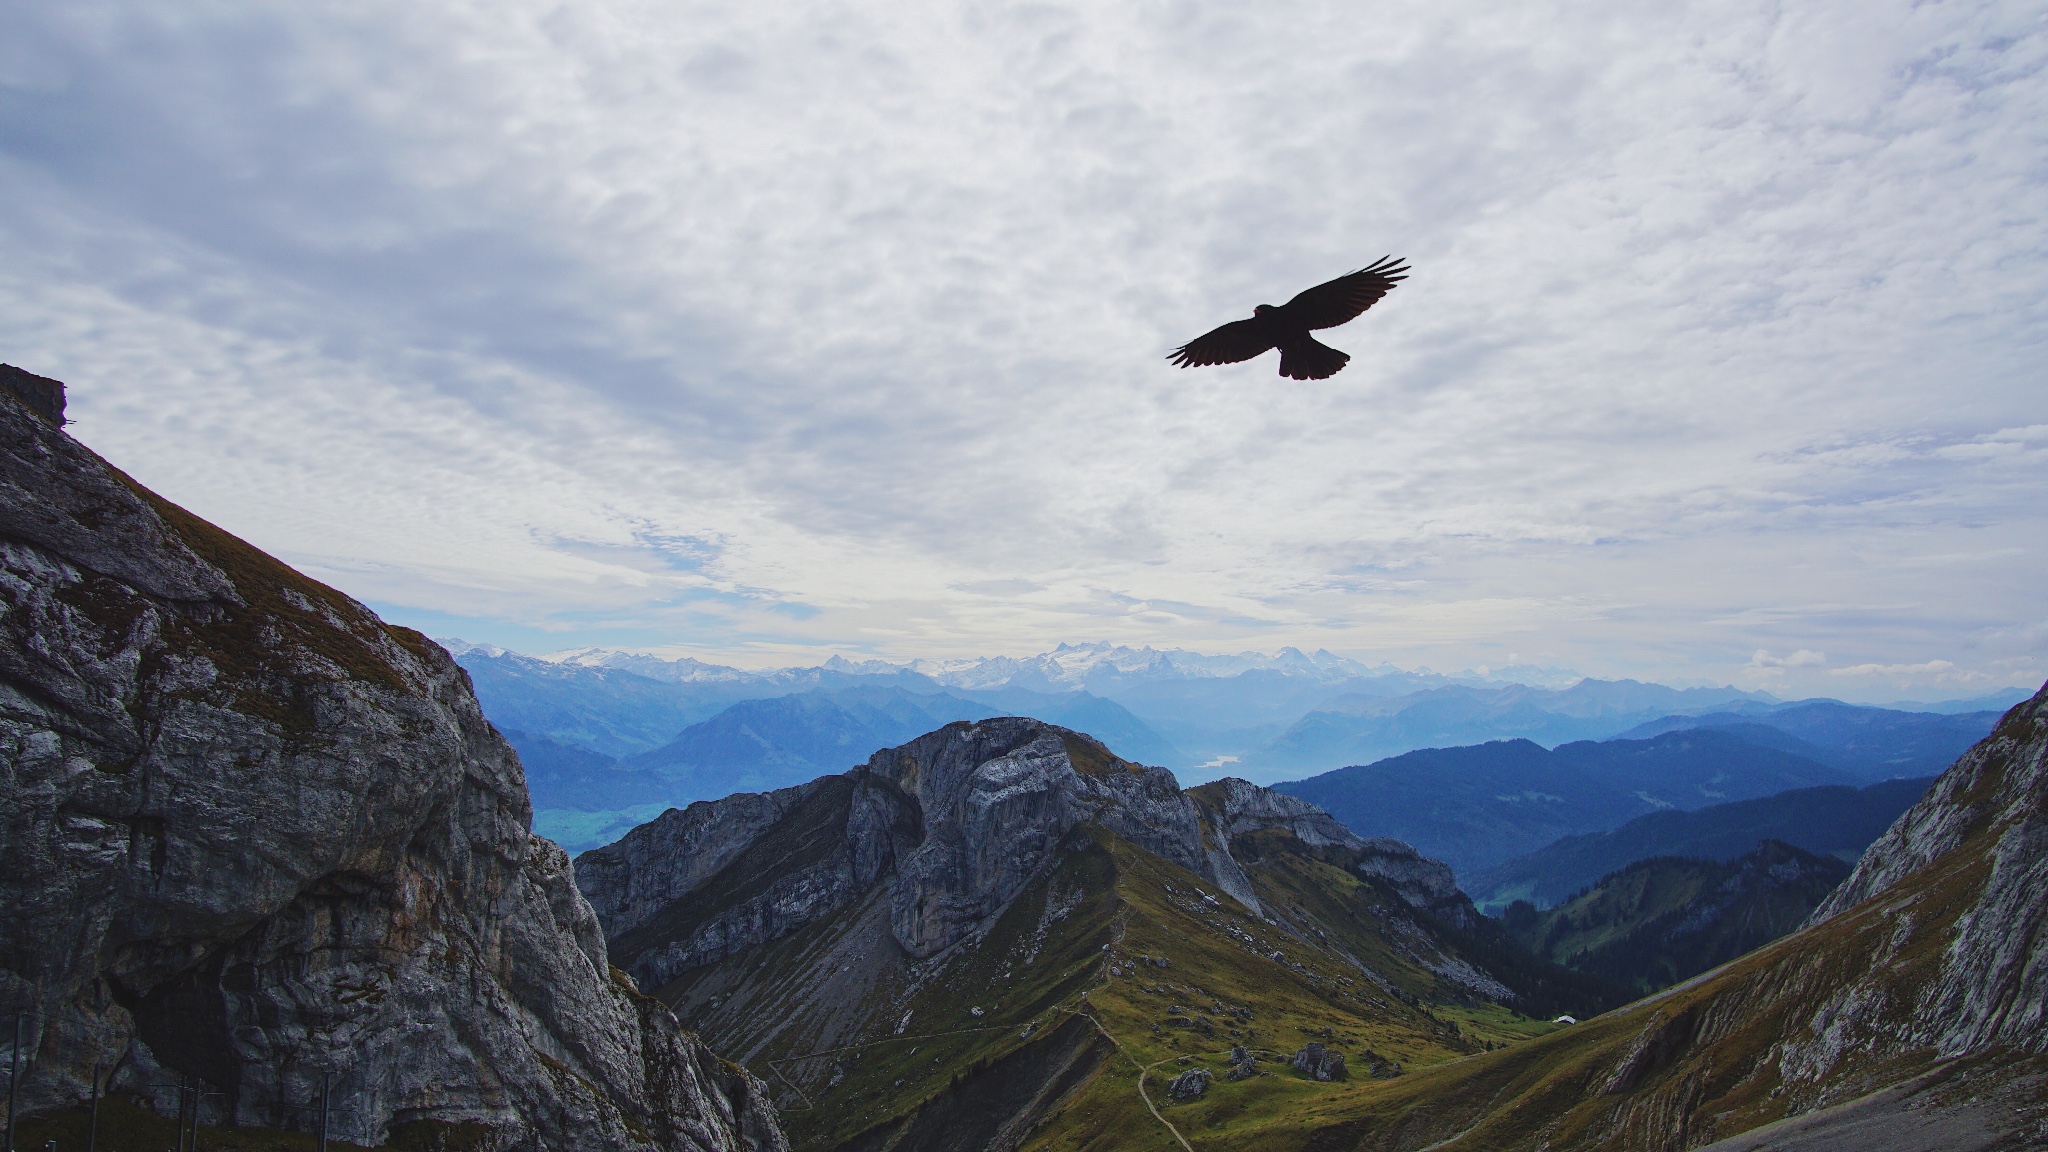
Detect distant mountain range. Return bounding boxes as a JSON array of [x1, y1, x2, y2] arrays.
[[1612, 700, 2008, 780], [1272, 728, 1860, 879], [445, 638, 2020, 853], [1239, 680, 1787, 781], [1466, 776, 1934, 911]]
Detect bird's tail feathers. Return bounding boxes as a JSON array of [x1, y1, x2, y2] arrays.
[[1277, 337, 1350, 381]]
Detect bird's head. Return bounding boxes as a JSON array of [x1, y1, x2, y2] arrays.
[[1253, 304, 1276, 316]]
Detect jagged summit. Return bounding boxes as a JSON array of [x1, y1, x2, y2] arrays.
[[575, 717, 1612, 1151]]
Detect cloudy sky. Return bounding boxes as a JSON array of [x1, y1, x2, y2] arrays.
[[3, 0, 2043, 700]]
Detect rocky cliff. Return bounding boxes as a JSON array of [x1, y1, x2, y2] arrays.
[[0, 391, 784, 1151]]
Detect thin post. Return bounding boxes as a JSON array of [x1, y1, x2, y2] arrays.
[[316, 1071, 329, 1152], [88, 1063, 100, 1152], [7, 1012, 21, 1152]]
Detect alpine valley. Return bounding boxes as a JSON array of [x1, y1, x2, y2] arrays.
[[5, 383, 2047, 1152]]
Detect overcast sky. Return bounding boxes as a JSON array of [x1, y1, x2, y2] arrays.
[[3, 0, 2043, 700]]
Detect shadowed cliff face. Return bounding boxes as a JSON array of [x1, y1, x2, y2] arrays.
[[0, 391, 785, 1152]]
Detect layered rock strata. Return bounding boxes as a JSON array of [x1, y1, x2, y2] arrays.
[[0, 391, 783, 1151]]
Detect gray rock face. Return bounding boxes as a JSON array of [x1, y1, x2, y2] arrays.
[[0, 393, 784, 1152], [869, 721, 1213, 957], [1805, 683, 2048, 1058], [1352, 840, 1464, 911], [1191, 776, 1463, 912], [583, 718, 1255, 984]]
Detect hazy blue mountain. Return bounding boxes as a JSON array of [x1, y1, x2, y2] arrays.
[[1466, 776, 1934, 911], [1613, 701, 2003, 781], [622, 686, 1001, 798], [1272, 727, 1852, 878], [452, 646, 767, 756], [503, 729, 645, 810], [510, 682, 1184, 851], [1242, 679, 1775, 782], [1882, 687, 2035, 714], [1499, 840, 1852, 996], [948, 685, 1187, 767]]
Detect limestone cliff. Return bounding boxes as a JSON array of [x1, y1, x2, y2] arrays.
[[0, 391, 784, 1151]]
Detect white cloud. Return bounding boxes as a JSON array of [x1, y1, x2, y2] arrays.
[[1752, 648, 1828, 669], [1, 0, 2043, 690], [1829, 659, 1989, 683]]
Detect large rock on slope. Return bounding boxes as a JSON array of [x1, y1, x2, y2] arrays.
[[0, 391, 783, 1152]]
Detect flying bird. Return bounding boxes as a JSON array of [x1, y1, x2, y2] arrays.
[[1168, 256, 1409, 380]]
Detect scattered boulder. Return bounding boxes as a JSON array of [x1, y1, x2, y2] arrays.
[[1359, 1048, 1403, 1079], [1168, 1068, 1212, 1101], [1292, 1043, 1348, 1081], [1225, 1047, 1258, 1081]]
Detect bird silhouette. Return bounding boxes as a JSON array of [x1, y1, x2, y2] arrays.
[[1168, 257, 1409, 380]]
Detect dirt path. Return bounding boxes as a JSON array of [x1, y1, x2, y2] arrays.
[[1079, 1007, 1196, 1152]]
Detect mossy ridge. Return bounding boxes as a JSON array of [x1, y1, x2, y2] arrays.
[[102, 466, 435, 741], [1018, 833, 1574, 1152], [633, 785, 1585, 1152]]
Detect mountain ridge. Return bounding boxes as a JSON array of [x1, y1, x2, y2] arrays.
[[573, 717, 1619, 1151], [1469, 776, 1934, 911], [1274, 727, 1857, 878]]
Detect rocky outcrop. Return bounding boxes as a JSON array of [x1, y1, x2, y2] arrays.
[[0, 391, 783, 1151], [1189, 776, 1463, 912], [1167, 1067, 1211, 1101], [867, 721, 1213, 957], [1291, 1043, 1347, 1081]]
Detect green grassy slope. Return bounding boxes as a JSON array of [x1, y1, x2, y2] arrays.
[[1116, 692, 2048, 1152], [647, 818, 1588, 1152]]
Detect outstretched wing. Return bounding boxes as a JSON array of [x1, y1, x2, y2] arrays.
[[1278, 256, 1409, 330], [1168, 318, 1274, 368]]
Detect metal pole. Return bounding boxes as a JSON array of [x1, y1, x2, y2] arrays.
[[317, 1071, 329, 1152], [88, 1062, 100, 1152], [8, 1012, 21, 1152]]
